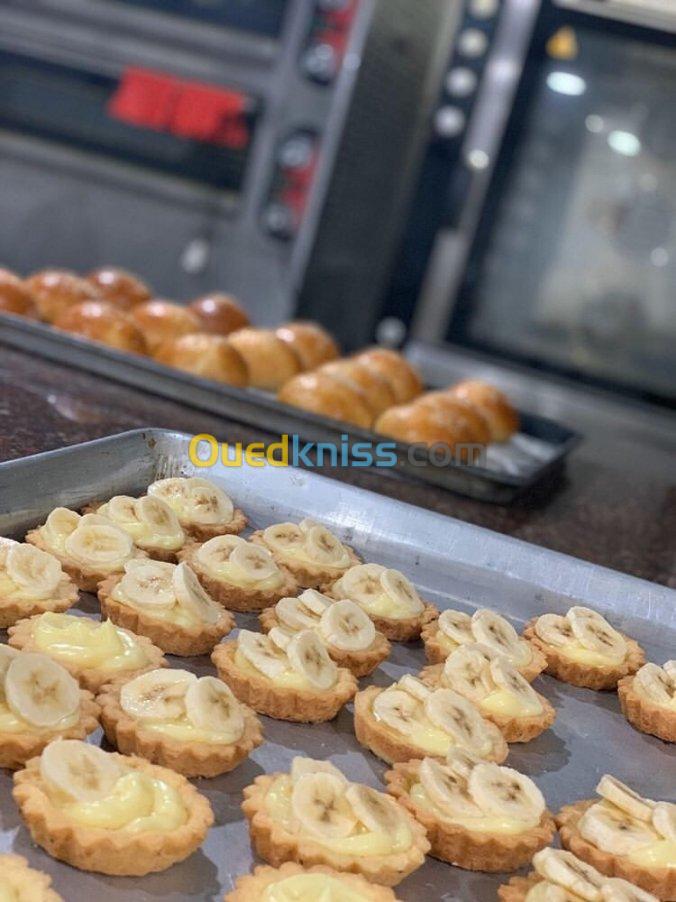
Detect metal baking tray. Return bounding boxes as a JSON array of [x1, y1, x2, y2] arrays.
[[0, 315, 581, 503], [0, 429, 672, 902]]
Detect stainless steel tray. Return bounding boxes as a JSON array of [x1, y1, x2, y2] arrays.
[[0, 429, 673, 902], [0, 315, 581, 503]]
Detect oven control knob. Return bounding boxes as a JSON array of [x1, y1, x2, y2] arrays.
[[445, 67, 478, 98], [469, 0, 499, 20], [435, 106, 466, 138], [263, 202, 295, 240], [302, 42, 339, 84], [278, 134, 315, 170], [458, 28, 489, 58]]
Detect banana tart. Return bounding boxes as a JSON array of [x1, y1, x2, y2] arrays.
[[0, 538, 78, 628], [86, 494, 185, 562], [250, 519, 360, 589], [326, 563, 438, 642], [499, 847, 659, 901], [385, 747, 554, 872], [8, 612, 166, 692], [212, 628, 357, 722], [241, 757, 430, 887], [98, 560, 234, 656], [422, 607, 546, 680], [225, 863, 400, 901], [179, 535, 298, 612], [618, 661, 676, 743], [556, 776, 676, 900], [354, 674, 507, 765], [0, 854, 63, 902], [26, 508, 146, 592], [523, 606, 645, 691], [420, 643, 556, 743], [147, 476, 247, 541], [98, 668, 262, 778], [259, 590, 391, 678], [0, 645, 99, 769], [13, 738, 214, 875]]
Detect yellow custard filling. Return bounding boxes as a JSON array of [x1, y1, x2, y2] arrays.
[[198, 558, 283, 591], [628, 840, 676, 869], [97, 506, 183, 552], [265, 775, 412, 857], [0, 698, 78, 734], [111, 584, 200, 628], [480, 688, 543, 718], [33, 614, 148, 672], [0, 570, 63, 603], [263, 874, 367, 902], [558, 644, 623, 667], [356, 593, 415, 621], [141, 717, 240, 744], [0, 880, 16, 902], [371, 699, 452, 756], [233, 649, 312, 690], [409, 781, 532, 834]]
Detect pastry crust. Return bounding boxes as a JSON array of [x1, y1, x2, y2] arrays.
[[523, 619, 645, 690], [0, 575, 78, 629], [0, 691, 100, 770], [497, 873, 545, 900], [249, 530, 361, 590], [7, 614, 167, 693], [385, 761, 554, 872], [354, 686, 508, 765], [13, 751, 214, 876], [0, 854, 63, 901], [557, 799, 676, 900], [225, 862, 398, 901], [85, 500, 247, 545], [242, 773, 430, 887], [97, 682, 263, 778], [98, 573, 235, 656], [258, 607, 391, 678], [322, 584, 438, 642], [211, 641, 357, 723], [617, 674, 676, 743]]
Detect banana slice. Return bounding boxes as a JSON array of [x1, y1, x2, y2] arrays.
[[40, 739, 122, 803], [229, 542, 279, 582], [287, 630, 337, 690], [663, 660, 676, 679], [304, 524, 350, 567], [105, 496, 140, 524], [418, 756, 483, 817], [633, 663, 675, 706], [468, 762, 545, 823], [6, 544, 62, 599], [442, 644, 495, 703], [445, 747, 482, 780], [172, 562, 221, 624], [319, 600, 375, 651], [337, 563, 386, 605], [44, 508, 80, 541], [596, 776, 654, 822], [652, 802, 676, 841], [299, 589, 332, 615], [262, 523, 305, 555], [568, 607, 627, 661], [238, 630, 288, 679], [398, 674, 432, 702], [532, 848, 606, 901], [534, 613, 575, 647], [118, 560, 175, 609], [579, 802, 659, 856], [5, 653, 80, 727], [269, 626, 293, 651], [195, 535, 245, 573], [0, 644, 19, 682], [424, 688, 497, 757], [345, 783, 404, 834], [185, 478, 234, 525], [372, 688, 421, 737], [601, 878, 659, 901], [291, 772, 356, 840], [64, 522, 133, 567], [147, 477, 189, 509], [471, 610, 530, 666], [298, 518, 319, 533], [136, 495, 182, 537], [489, 658, 543, 715], [290, 757, 348, 786], [184, 676, 244, 740], [381, 569, 424, 614], [437, 609, 474, 645], [276, 597, 319, 631], [120, 669, 196, 721]]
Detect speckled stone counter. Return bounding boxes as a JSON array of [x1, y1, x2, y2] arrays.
[[1, 347, 674, 587]]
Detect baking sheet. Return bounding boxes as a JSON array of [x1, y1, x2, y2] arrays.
[[0, 428, 673, 902]]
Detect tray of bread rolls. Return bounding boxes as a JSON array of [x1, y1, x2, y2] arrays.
[[0, 428, 673, 902], [0, 266, 580, 503]]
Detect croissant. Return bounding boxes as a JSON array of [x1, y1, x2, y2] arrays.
[[275, 321, 339, 371], [130, 300, 201, 354], [447, 380, 519, 442], [154, 333, 248, 386], [53, 301, 147, 354], [0, 269, 38, 319], [87, 267, 151, 310], [25, 270, 101, 323], [189, 293, 250, 336], [228, 328, 301, 390], [353, 348, 423, 404], [278, 371, 373, 428]]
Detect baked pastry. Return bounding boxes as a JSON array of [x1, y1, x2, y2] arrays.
[[0, 538, 78, 628], [618, 661, 676, 743], [0, 855, 63, 901], [98, 560, 234, 656], [0, 267, 39, 318], [420, 644, 555, 742], [228, 328, 301, 390], [275, 321, 339, 370], [353, 348, 423, 404], [250, 518, 360, 588], [447, 379, 519, 442], [354, 674, 507, 765], [179, 535, 297, 612], [154, 333, 249, 386], [413, 392, 491, 444], [189, 292, 250, 335], [225, 863, 399, 902], [386, 748, 554, 871], [87, 266, 152, 309], [8, 612, 166, 692], [147, 476, 247, 541], [498, 847, 659, 901], [241, 756, 430, 886], [0, 645, 99, 769], [88, 493, 186, 561], [421, 607, 547, 680], [53, 301, 148, 354], [320, 359, 396, 417], [524, 606, 645, 690], [25, 269, 101, 323], [556, 775, 676, 899], [327, 563, 437, 642], [98, 668, 262, 778], [278, 371, 374, 428], [26, 508, 146, 591], [374, 402, 483, 455], [259, 589, 390, 678], [130, 299, 200, 354], [13, 739, 213, 875]]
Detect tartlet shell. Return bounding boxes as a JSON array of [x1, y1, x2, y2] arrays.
[[224, 862, 399, 901], [249, 530, 361, 590], [617, 674, 676, 743], [0, 854, 63, 902], [0, 576, 78, 629], [497, 873, 547, 900], [322, 587, 439, 643]]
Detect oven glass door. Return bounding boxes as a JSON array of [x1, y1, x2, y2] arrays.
[[450, 5, 676, 404]]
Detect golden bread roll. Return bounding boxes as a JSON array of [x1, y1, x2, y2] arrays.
[[53, 301, 147, 355], [447, 379, 519, 442], [353, 347, 423, 403], [130, 300, 201, 355], [25, 270, 101, 323], [278, 371, 373, 429], [0, 268, 38, 319], [228, 328, 301, 390], [414, 392, 491, 444], [87, 267, 152, 310], [275, 321, 339, 371], [189, 293, 250, 336], [154, 333, 248, 386], [320, 358, 395, 416], [374, 402, 480, 451]]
